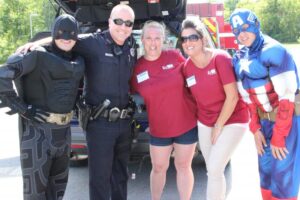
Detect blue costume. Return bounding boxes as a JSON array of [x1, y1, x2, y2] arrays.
[[230, 9, 300, 200]]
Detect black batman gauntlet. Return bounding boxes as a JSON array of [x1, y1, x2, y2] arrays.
[[0, 91, 27, 115], [0, 91, 49, 123]]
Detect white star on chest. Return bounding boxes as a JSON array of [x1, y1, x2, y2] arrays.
[[239, 59, 251, 74]]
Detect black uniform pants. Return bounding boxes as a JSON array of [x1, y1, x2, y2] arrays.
[[20, 119, 71, 200], [86, 118, 132, 200]]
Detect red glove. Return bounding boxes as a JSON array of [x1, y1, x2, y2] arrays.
[[248, 103, 261, 134], [271, 99, 294, 147]]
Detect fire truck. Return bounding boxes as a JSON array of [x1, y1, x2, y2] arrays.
[[186, 2, 239, 52]]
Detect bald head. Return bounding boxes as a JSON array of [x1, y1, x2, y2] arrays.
[[110, 4, 135, 20], [108, 4, 135, 45]]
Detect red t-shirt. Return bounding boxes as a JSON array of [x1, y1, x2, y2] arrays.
[[131, 50, 197, 138], [183, 49, 249, 126]]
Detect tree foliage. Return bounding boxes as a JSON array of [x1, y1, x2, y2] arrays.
[[224, 0, 300, 43], [0, 0, 57, 63], [224, 0, 240, 21], [260, 0, 300, 43], [1, 0, 299, 64]]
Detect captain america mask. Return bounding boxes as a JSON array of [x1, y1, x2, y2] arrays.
[[229, 9, 260, 38], [52, 14, 78, 40]]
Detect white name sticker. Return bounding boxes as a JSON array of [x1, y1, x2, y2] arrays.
[[186, 75, 196, 87], [137, 71, 150, 83]]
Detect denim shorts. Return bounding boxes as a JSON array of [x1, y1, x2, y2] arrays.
[[150, 126, 198, 146]]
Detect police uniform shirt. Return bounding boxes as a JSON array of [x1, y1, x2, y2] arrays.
[[74, 30, 136, 108]]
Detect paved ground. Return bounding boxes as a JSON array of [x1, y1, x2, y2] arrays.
[[0, 109, 264, 200]]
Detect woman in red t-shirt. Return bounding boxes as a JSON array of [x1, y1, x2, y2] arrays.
[[131, 21, 198, 200], [180, 19, 249, 200]]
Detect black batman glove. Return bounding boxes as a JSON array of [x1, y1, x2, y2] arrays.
[[0, 91, 26, 115], [21, 105, 50, 123], [0, 91, 49, 123]]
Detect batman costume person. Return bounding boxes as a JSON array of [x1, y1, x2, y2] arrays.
[[0, 14, 84, 200]]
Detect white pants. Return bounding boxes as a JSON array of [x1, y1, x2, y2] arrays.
[[197, 121, 248, 200]]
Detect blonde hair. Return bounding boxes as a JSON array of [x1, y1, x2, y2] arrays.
[[141, 20, 166, 40]]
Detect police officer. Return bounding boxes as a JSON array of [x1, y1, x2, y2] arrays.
[[73, 4, 137, 200], [0, 14, 85, 200]]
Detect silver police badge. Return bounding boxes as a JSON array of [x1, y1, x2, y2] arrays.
[[130, 48, 135, 57]]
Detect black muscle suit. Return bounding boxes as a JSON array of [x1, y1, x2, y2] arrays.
[[0, 15, 85, 200]]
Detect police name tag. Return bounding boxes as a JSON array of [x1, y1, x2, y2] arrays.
[[137, 71, 149, 83], [105, 53, 113, 57], [186, 75, 196, 87]]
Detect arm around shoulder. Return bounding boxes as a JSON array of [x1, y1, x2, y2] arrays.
[[15, 37, 52, 54]]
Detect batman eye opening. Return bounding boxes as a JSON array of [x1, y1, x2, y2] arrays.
[[58, 30, 63, 35], [70, 31, 75, 35]]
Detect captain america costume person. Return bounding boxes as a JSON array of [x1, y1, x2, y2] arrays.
[[0, 15, 84, 199], [229, 9, 300, 200]]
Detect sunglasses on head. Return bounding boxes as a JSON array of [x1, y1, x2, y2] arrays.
[[180, 34, 201, 43], [113, 18, 134, 27]]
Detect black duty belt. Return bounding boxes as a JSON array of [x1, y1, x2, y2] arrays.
[[99, 107, 132, 122]]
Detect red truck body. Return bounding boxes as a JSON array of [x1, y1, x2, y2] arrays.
[[186, 2, 238, 50]]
